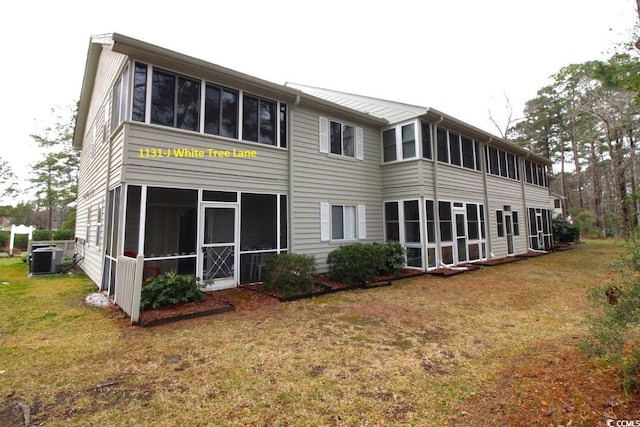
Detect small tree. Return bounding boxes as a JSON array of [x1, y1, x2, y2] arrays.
[[29, 105, 79, 230]]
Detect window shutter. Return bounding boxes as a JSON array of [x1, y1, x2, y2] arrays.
[[320, 202, 330, 241], [356, 127, 364, 160], [358, 204, 366, 239], [319, 117, 329, 153]]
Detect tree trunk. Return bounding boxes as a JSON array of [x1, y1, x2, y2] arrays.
[[628, 128, 640, 227], [589, 140, 603, 231]]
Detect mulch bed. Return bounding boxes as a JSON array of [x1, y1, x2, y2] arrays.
[[138, 292, 234, 327], [476, 256, 528, 266]]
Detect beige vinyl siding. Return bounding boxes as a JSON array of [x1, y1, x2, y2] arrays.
[[290, 107, 383, 271], [435, 162, 483, 201], [123, 123, 289, 193], [484, 175, 528, 257], [76, 49, 129, 287], [381, 160, 429, 199], [523, 183, 552, 208]]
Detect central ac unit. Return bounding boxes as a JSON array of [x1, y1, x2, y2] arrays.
[[30, 248, 64, 275]]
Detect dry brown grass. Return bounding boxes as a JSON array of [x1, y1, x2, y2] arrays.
[[0, 241, 627, 426]]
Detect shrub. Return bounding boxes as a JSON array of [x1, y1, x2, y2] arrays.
[[327, 243, 381, 284], [53, 229, 74, 240], [32, 229, 52, 241], [0, 231, 9, 250], [582, 234, 640, 393], [140, 271, 205, 310], [13, 234, 28, 250], [552, 216, 580, 243], [376, 242, 406, 276], [262, 253, 317, 298]]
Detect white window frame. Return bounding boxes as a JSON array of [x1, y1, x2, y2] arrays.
[[320, 202, 365, 241], [319, 117, 363, 160], [381, 120, 419, 163], [95, 202, 103, 247]]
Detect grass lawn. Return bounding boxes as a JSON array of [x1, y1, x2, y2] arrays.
[[0, 240, 634, 426]]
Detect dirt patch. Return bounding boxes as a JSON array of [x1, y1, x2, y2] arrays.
[[449, 339, 640, 425]]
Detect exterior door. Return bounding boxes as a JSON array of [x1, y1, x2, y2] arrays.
[[199, 204, 237, 290], [454, 210, 467, 263], [505, 213, 514, 255]]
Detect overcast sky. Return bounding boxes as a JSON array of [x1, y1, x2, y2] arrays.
[[1, 0, 638, 203]]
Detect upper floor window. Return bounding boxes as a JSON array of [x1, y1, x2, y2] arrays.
[[111, 64, 130, 132], [524, 160, 548, 187], [421, 121, 432, 160], [319, 117, 363, 160], [150, 68, 201, 131], [382, 121, 420, 162], [436, 126, 480, 171], [485, 146, 520, 180], [204, 83, 238, 138], [330, 121, 355, 157], [130, 62, 287, 147]]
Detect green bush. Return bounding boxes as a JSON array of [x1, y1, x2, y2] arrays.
[[582, 234, 640, 393], [263, 253, 317, 298], [140, 271, 205, 310], [13, 234, 28, 250], [552, 216, 580, 243], [0, 231, 9, 249], [376, 242, 406, 276], [327, 243, 381, 284], [32, 229, 52, 241], [327, 242, 407, 284], [53, 229, 74, 240]]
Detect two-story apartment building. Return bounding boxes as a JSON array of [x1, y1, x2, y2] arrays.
[[74, 33, 553, 295]]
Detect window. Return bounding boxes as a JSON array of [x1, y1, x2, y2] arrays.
[[425, 200, 436, 243], [439, 201, 452, 242], [150, 68, 200, 131], [466, 204, 479, 240], [421, 121, 432, 159], [381, 122, 417, 162], [280, 104, 287, 148], [204, 83, 239, 138], [461, 136, 475, 169], [243, 94, 277, 145], [401, 123, 416, 158], [383, 129, 396, 162], [499, 150, 508, 177], [437, 127, 448, 163], [111, 64, 130, 131], [554, 199, 561, 209], [95, 203, 103, 247], [487, 146, 520, 180], [404, 200, 420, 243], [330, 121, 355, 157], [331, 205, 356, 240], [132, 62, 147, 122], [384, 202, 400, 241], [449, 132, 461, 166], [129, 63, 287, 147], [524, 160, 548, 187], [513, 211, 520, 236], [487, 146, 499, 175], [86, 206, 92, 245], [496, 210, 504, 237]]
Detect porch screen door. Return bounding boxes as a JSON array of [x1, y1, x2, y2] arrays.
[[454, 210, 467, 263], [200, 205, 237, 289]]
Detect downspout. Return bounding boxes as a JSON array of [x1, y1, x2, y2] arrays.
[[482, 137, 492, 259], [102, 122, 114, 292], [288, 95, 301, 253], [520, 151, 533, 251], [432, 115, 444, 268]]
